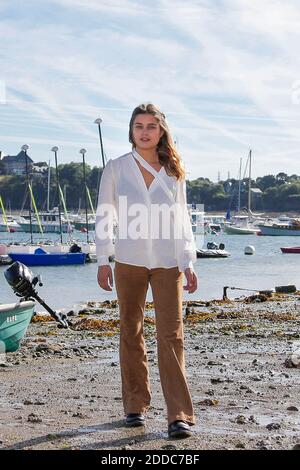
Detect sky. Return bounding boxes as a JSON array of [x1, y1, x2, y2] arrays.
[[1, 0, 300, 181]]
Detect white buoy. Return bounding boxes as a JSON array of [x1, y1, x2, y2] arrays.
[[244, 245, 255, 255]]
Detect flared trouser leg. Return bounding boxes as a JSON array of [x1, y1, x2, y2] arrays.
[[149, 266, 195, 425], [114, 261, 151, 414]]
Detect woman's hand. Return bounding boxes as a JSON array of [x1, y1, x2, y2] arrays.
[[183, 268, 198, 294], [97, 265, 113, 291]]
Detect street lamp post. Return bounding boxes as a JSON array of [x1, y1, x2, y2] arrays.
[[51, 146, 63, 243], [21, 144, 33, 244], [80, 148, 89, 244], [94, 118, 106, 169]]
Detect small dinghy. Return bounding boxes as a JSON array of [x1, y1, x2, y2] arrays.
[[0, 301, 35, 352], [280, 246, 300, 254], [8, 247, 86, 266], [197, 242, 230, 258]]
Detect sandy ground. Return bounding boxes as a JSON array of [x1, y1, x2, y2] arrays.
[[1, 292, 300, 451]]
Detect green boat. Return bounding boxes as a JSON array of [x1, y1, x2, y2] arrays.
[[0, 301, 35, 353]]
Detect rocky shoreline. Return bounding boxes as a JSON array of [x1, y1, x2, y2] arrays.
[[1, 292, 300, 450]]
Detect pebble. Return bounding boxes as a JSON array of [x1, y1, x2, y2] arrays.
[[287, 406, 298, 411], [211, 378, 225, 384], [235, 442, 246, 449], [27, 413, 42, 423], [235, 415, 247, 425], [266, 423, 281, 431], [162, 444, 177, 450]]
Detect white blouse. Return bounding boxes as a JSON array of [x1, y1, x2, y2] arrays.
[[95, 149, 197, 273]]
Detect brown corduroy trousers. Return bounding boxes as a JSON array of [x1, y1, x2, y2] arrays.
[[113, 260, 195, 425]]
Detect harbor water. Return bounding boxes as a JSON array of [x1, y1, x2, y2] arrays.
[[1, 232, 300, 312]]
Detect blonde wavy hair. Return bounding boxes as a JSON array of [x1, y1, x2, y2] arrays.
[[129, 103, 185, 181]]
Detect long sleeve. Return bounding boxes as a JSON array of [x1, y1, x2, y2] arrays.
[[176, 178, 197, 272], [95, 158, 118, 266]]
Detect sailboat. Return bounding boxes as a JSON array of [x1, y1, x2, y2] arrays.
[[224, 151, 261, 235]]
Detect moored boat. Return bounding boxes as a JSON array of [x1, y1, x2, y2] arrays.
[[197, 242, 230, 258], [8, 248, 86, 266], [17, 210, 73, 233], [281, 246, 300, 254], [258, 219, 300, 236], [224, 224, 259, 235]]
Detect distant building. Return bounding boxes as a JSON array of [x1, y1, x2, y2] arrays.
[[1, 150, 33, 175], [0, 151, 48, 177]]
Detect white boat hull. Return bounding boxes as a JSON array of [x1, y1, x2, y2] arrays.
[[224, 225, 258, 235]]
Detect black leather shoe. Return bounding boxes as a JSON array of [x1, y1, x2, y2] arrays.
[[168, 420, 192, 439], [125, 413, 145, 427]]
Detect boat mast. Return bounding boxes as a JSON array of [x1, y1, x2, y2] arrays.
[[80, 148, 89, 243], [22, 144, 33, 244], [248, 149, 252, 213], [51, 147, 63, 244], [47, 159, 51, 212], [238, 157, 242, 213]]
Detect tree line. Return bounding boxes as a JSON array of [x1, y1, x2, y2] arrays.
[[0, 162, 300, 212]]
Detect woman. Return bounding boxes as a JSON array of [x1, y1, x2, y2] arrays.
[[96, 103, 198, 439]]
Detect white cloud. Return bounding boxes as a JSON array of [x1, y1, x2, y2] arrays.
[[1, 0, 300, 179]]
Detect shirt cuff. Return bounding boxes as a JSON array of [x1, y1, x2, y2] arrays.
[[183, 260, 194, 271], [97, 255, 110, 266]]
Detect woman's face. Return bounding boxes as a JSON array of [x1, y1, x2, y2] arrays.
[[132, 113, 164, 151]]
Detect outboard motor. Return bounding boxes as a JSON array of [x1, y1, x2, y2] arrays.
[[4, 261, 69, 328], [207, 242, 218, 250], [69, 243, 82, 253]]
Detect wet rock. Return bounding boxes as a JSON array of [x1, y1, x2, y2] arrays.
[[162, 444, 178, 450], [72, 412, 87, 419], [78, 308, 95, 316], [0, 363, 10, 368], [198, 399, 219, 406], [251, 375, 263, 382], [211, 378, 225, 384], [35, 344, 51, 352], [235, 415, 247, 425], [249, 415, 258, 424], [27, 413, 42, 423], [235, 442, 246, 449], [266, 423, 281, 431], [67, 310, 76, 317], [284, 352, 300, 368], [207, 361, 223, 366], [256, 440, 269, 450], [24, 400, 33, 405], [129, 439, 137, 445]]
